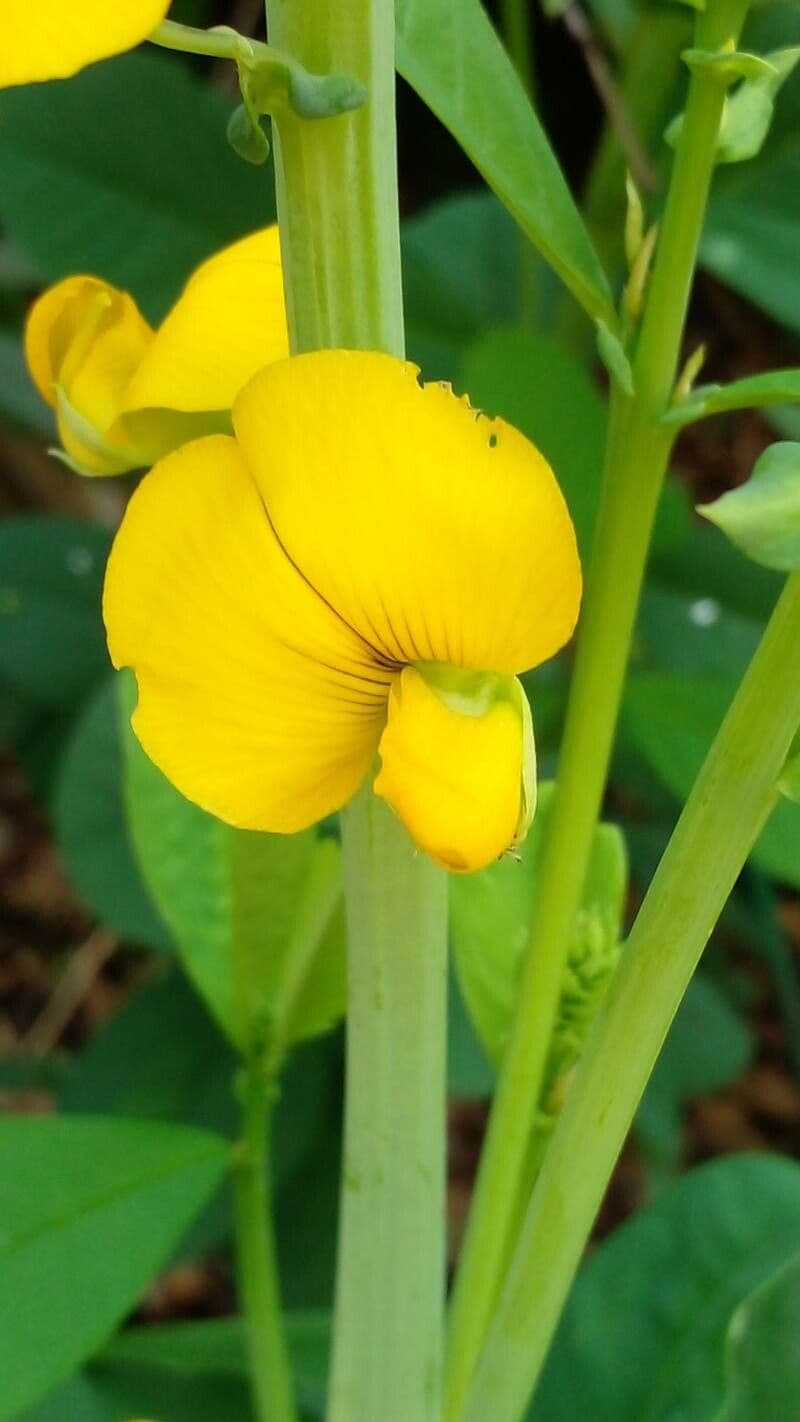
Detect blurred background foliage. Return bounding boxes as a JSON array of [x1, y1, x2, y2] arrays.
[[1, 0, 800, 1418]]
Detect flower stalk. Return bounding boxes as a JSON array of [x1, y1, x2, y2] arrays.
[[266, 3, 449, 1421], [232, 1067, 298, 1422], [445, 0, 751, 1411]]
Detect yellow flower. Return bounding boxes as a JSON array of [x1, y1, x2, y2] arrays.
[[25, 227, 288, 476], [104, 351, 581, 873], [3, 1, 172, 87]]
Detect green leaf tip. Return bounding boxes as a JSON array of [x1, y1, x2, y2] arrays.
[[698, 441, 800, 572]]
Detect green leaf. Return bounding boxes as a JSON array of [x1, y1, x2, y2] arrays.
[[119, 672, 346, 1055], [448, 969, 495, 1098], [702, 12, 800, 336], [719, 1250, 800, 1420], [596, 320, 635, 396], [395, 0, 614, 325], [623, 671, 800, 888], [683, 48, 777, 83], [663, 368, 800, 428], [699, 441, 800, 571], [0, 516, 110, 710], [0, 52, 272, 321], [0, 1116, 229, 1420], [462, 325, 691, 560], [533, 1154, 800, 1422], [450, 782, 627, 1067], [637, 974, 753, 1167], [22, 1313, 329, 1422], [402, 192, 519, 379], [54, 677, 171, 950], [779, 746, 800, 804], [0, 331, 54, 436]]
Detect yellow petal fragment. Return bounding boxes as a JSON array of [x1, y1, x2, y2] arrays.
[[123, 228, 289, 416], [104, 435, 391, 832], [234, 350, 582, 676], [2, 0, 170, 87], [374, 665, 526, 873]]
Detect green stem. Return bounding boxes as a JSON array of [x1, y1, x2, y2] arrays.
[[233, 1069, 298, 1422], [331, 788, 447, 1421], [501, 0, 535, 100], [444, 2, 748, 1413], [465, 570, 800, 1422], [266, 3, 449, 1419], [149, 17, 267, 61]]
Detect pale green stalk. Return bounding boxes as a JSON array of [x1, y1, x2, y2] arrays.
[[233, 1069, 298, 1422], [266, 4, 449, 1421], [466, 570, 800, 1422], [445, 2, 750, 1413]]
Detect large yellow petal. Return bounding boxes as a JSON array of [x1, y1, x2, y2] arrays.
[[104, 435, 390, 831], [234, 351, 582, 675], [2, 0, 170, 87], [123, 228, 289, 416], [374, 665, 524, 872]]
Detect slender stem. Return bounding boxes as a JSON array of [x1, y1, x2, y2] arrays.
[[501, 0, 535, 100], [233, 1069, 298, 1422], [149, 18, 267, 61], [444, 2, 749, 1412], [266, 3, 449, 1420], [331, 788, 448, 1422], [465, 571, 800, 1422]]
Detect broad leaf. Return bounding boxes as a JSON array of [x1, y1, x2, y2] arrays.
[[395, 0, 614, 325], [0, 1116, 229, 1420], [119, 673, 346, 1055], [534, 1154, 800, 1421], [699, 441, 800, 571], [54, 677, 171, 950], [719, 1250, 800, 1420], [623, 672, 800, 888], [0, 53, 272, 321]]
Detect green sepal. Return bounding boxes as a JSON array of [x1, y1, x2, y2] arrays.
[[682, 47, 776, 83], [698, 441, 800, 572], [717, 47, 800, 164], [596, 321, 635, 398]]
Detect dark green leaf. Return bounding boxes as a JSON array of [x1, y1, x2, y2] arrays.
[[0, 53, 272, 321], [0, 516, 110, 709], [637, 975, 754, 1166], [120, 673, 346, 1053], [623, 671, 800, 888], [0, 331, 54, 435], [534, 1155, 800, 1422], [0, 1116, 229, 1420], [448, 969, 495, 1098], [719, 1250, 800, 1420], [698, 441, 800, 571], [54, 678, 171, 949], [395, 0, 614, 324]]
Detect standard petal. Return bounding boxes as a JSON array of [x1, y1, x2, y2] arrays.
[[374, 666, 524, 873], [3, 0, 170, 87], [123, 228, 289, 416], [234, 350, 582, 675], [104, 435, 390, 831]]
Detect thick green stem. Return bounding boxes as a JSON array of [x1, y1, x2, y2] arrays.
[[445, 2, 748, 1413], [465, 571, 800, 1422], [266, 3, 448, 1420], [233, 1071, 298, 1422], [331, 789, 447, 1421]]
